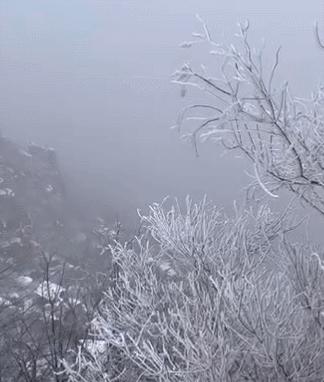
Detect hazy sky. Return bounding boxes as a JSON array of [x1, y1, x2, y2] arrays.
[[1, 0, 324, 230]]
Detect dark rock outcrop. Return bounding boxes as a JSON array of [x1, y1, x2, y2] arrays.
[[0, 135, 115, 381]]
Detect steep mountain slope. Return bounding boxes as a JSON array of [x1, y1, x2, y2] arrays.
[[0, 134, 115, 381]]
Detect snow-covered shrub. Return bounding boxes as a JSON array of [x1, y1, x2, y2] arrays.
[[63, 197, 324, 381]]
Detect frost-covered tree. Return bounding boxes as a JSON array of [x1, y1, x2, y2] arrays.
[[62, 197, 324, 381], [173, 18, 324, 216], [63, 22, 324, 382]]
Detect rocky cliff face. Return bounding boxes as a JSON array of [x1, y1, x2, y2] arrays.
[[0, 134, 115, 276], [0, 135, 116, 381], [0, 136, 67, 279]]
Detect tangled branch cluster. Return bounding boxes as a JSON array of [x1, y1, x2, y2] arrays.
[[173, 19, 324, 215], [63, 198, 324, 381]]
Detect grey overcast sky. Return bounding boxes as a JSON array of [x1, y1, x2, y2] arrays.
[[1, 0, 324, 230]]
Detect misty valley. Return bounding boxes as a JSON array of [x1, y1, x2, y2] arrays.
[[1, 1, 324, 381]]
